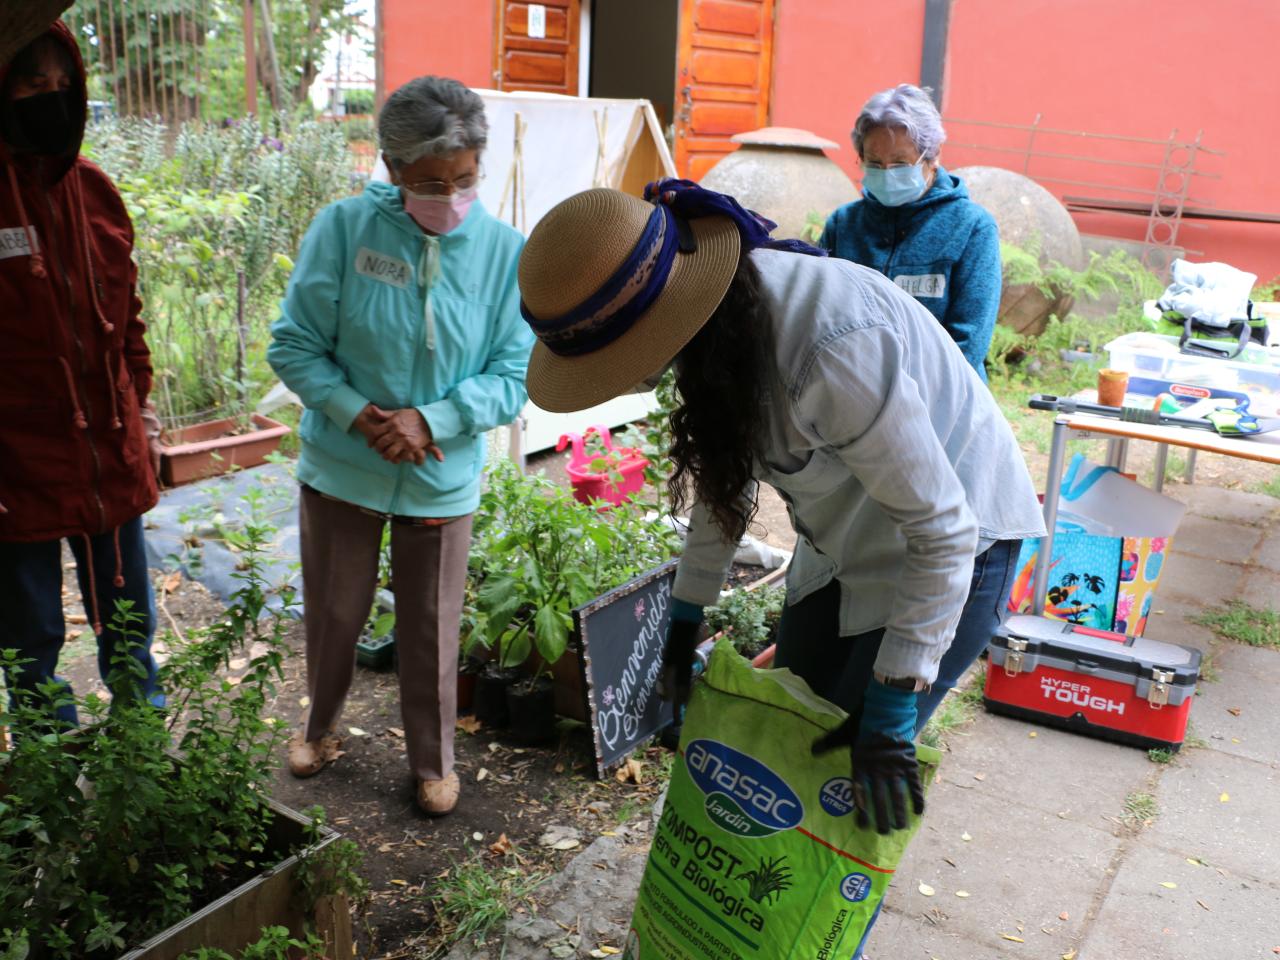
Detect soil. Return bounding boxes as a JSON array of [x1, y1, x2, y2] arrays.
[[54, 570, 672, 959]]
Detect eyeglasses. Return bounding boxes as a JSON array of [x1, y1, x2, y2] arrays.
[[402, 167, 485, 197], [861, 158, 924, 171]]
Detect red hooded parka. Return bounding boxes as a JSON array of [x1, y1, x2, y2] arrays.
[[0, 21, 158, 548]]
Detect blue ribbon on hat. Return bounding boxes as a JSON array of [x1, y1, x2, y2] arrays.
[[520, 180, 825, 358]]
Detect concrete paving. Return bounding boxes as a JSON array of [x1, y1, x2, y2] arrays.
[[466, 485, 1280, 960]]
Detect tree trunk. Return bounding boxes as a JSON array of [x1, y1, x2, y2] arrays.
[[295, 0, 323, 107], [256, 0, 283, 111], [0, 0, 75, 69]]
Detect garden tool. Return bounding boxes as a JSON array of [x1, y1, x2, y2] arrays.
[[1029, 393, 1280, 438]]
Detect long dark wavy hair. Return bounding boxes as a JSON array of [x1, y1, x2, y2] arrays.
[[669, 252, 772, 542]]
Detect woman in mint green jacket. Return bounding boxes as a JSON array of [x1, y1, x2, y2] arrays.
[[268, 76, 533, 816]]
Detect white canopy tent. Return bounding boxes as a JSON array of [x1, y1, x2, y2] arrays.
[[373, 89, 678, 456]]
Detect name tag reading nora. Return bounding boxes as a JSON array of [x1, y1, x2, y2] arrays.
[[0, 227, 37, 261], [355, 247, 411, 288], [895, 273, 946, 298]]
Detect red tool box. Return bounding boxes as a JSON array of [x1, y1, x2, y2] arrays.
[[985, 614, 1202, 751]]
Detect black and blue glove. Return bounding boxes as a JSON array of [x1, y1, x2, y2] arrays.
[[813, 679, 925, 834], [657, 598, 704, 713]]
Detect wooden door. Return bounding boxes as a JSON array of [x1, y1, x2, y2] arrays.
[[673, 0, 776, 180], [493, 1, 581, 95]]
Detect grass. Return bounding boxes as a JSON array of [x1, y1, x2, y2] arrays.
[[614, 798, 640, 826], [427, 854, 547, 947], [1194, 601, 1280, 648], [1250, 474, 1280, 499], [1122, 791, 1159, 826], [921, 665, 987, 750], [1147, 748, 1176, 765], [1197, 649, 1222, 684]]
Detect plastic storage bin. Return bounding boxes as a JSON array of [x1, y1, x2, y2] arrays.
[[1105, 331, 1280, 416]]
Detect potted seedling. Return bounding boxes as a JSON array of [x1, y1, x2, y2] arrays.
[[467, 464, 682, 732]]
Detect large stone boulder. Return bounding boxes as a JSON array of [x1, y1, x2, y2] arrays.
[[700, 127, 859, 242], [954, 165, 1085, 337]]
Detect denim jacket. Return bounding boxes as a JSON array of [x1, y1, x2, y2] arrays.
[[673, 250, 1045, 682]]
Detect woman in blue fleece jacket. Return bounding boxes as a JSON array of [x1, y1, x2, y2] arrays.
[[821, 84, 1002, 380]]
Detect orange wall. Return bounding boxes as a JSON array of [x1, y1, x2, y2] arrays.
[[771, 0, 926, 180], [380, 0, 495, 99], [770, 0, 1280, 280]]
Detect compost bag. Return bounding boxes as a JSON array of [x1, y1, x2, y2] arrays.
[[626, 641, 940, 959]]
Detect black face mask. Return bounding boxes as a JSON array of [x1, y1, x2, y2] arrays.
[[1, 89, 80, 155]]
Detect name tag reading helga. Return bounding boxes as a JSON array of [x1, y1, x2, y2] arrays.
[[895, 273, 946, 298], [355, 247, 412, 288], [0, 227, 37, 261]]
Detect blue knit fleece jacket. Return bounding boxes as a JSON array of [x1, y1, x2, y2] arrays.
[[820, 166, 1001, 380]]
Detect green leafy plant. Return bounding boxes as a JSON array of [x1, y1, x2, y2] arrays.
[[0, 489, 349, 957], [616, 368, 680, 514], [704, 584, 785, 660], [83, 115, 355, 428], [295, 806, 369, 909], [179, 926, 326, 960], [468, 463, 681, 671], [1001, 239, 1163, 304]]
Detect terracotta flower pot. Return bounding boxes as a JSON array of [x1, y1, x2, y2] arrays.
[[160, 413, 291, 487]]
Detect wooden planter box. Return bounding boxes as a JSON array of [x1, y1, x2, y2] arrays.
[[120, 797, 353, 960], [160, 413, 291, 487]]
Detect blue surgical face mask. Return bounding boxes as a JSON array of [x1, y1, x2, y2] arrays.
[[861, 158, 928, 207]]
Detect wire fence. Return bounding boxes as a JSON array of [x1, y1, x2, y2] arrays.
[[62, 0, 214, 121], [942, 116, 1225, 277]]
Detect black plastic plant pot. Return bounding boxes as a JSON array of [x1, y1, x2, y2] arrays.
[[356, 630, 395, 670], [505, 676, 556, 744], [473, 665, 521, 727]]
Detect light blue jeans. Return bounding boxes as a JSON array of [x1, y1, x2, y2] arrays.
[[774, 539, 1022, 958]]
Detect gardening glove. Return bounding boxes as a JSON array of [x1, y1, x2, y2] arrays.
[[657, 598, 704, 714], [813, 679, 924, 835]]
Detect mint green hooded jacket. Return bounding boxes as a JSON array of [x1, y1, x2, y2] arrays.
[[268, 181, 533, 517]]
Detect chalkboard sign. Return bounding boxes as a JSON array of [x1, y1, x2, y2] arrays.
[[573, 559, 679, 778]]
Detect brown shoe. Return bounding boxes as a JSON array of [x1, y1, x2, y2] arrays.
[[417, 772, 460, 816], [288, 731, 342, 778]]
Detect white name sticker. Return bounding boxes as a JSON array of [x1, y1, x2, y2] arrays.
[[0, 227, 37, 261], [528, 4, 547, 38], [895, 273, 947, 298], [355, 247, 412, 288]]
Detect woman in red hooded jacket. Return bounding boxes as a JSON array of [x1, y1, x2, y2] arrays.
[[0, 22, 163, 724]]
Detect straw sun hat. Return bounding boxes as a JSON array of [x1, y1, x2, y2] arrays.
[[517, 188, 741, 413]]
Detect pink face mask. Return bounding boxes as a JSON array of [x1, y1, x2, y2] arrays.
[[402, 186, 477, 235]]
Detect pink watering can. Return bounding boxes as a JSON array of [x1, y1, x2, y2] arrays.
[[555, 424, 649, 508]]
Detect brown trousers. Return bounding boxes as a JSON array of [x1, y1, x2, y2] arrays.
[[299, 486, 472, 781]]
